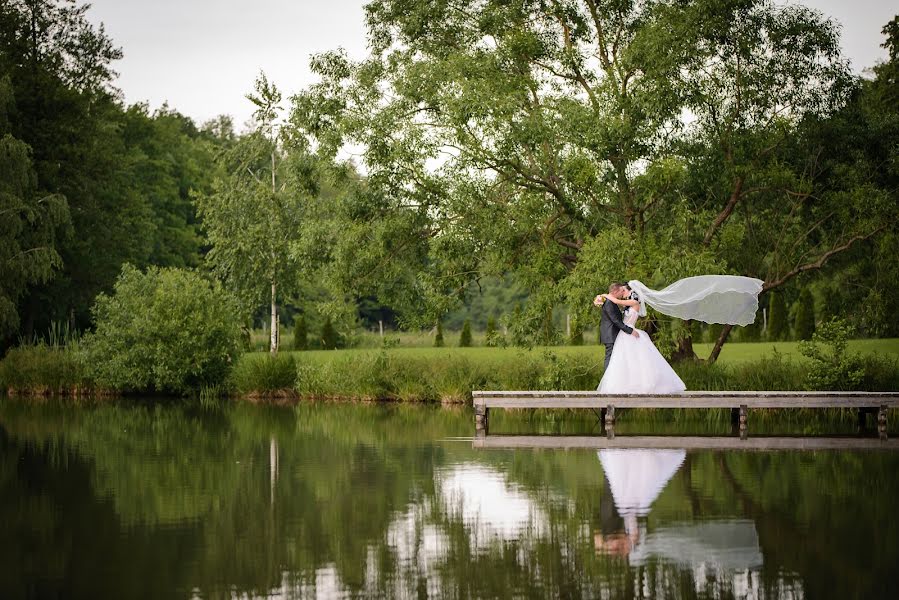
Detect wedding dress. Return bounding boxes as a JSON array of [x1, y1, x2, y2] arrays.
[[597, 308, 686, 394]]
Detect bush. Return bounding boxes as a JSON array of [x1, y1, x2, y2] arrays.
[[793, 288, 816, 340], [321, 316, 339, 350], [293, 315, 308, 350], [798, 318, 865, 390], [82, 264, 243, 394], [767, 291, 788, 341], [0, 343, 90, 394], [230, 353, 297, 396], [459, 319, 472, 347], [485, 316, 506, 347]]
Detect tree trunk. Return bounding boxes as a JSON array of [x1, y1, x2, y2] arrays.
[[270, 280, 278, 355], [670, 320, 698, 362], [706, 324, 734, 364]]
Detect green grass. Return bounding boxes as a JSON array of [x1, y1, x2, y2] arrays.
[[273, 338, 899, 366], [224, 338, 899, 401]]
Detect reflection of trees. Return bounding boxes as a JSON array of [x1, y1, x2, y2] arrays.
[[718, 451, 899, 599], [2, 400, 898, 598]]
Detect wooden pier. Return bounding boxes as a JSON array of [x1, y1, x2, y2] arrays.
[[472, 391, 899, 438]]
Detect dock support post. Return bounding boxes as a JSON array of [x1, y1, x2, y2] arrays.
[[739, 405, 748, 437], [605, 405, 616, 428], [878, 405, 888, 439], [475, 404, 489, 433]]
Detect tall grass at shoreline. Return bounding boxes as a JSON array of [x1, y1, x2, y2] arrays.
[[3, 340, 899, 401]]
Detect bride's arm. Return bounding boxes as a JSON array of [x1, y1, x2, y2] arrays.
[[601, 295, 640, 308]]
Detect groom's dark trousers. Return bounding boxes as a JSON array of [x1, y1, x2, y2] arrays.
[[599, 300, 634, 372]]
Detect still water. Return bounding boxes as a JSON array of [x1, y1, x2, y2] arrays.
[[1, 399, 897, 599]]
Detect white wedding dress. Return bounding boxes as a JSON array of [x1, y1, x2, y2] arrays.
[[597, 308, 686, 394]]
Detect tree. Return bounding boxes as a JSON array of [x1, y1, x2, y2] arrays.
[[293, 314, 308, 350], [195, 73, 316, 354], [767, 292, 788, 341], [459, 318, 472, 347], [0, 75, 70, 341], [293, 0, 885, 362], [434, 320, 444, 347], [540, 307, 557, 346], [484, 316, 500, 347], [569, 319, 584, 346], [83, 264, 242, 393], [320, 316, 339, 350], [794, 288, 816, 341]]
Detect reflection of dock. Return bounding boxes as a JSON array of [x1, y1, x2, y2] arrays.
[[472, 434, 899, 451], [472, 391, 899, 437]]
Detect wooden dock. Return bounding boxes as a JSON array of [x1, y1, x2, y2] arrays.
[[472, 391, 899, 437]]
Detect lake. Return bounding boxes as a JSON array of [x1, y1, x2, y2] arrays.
[[1, 399, 897, 599]]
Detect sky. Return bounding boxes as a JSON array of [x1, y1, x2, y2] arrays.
[[84, 0, 897, 129]]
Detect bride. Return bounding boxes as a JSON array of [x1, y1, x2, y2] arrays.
[[596, 288, 686, 394]]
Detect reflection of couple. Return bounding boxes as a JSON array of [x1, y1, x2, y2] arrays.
[[593, 449, 764, 575], [593, 276, 764, 393]]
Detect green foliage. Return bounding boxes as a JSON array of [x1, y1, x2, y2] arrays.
[[229, 353, 297, 397], [0, 342, 89, 394], [767, 292, 788, 341], [459, 319, 472, 347], [799, 318, 865, 391], [794, 288, 816, 341], [290, 0, 891, 365], [320, 316, 339, 350], [484, 317, 500, 347], [0, 76, 70, 339], [82, 265, 243, 393], [569, 318, 584, 346], [539, 307, 557, 346], [293, 315, 308, 350], [434, 320, 444, 348], [194, 73, 316, 351]]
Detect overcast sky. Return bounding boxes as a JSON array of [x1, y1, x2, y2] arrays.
[[85, 0, 896, 129]]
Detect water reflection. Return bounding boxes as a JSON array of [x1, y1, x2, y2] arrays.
[[439, 464, 548, 545], [595, 449, 686, 555], [1, 400, 898, 599]]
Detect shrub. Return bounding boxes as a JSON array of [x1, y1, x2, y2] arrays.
[[321, 316, 339, 350], [767, 291, 788, 341], [485, 316, 506, 347], [793, 288, 816, 340], [294, 315, 308, 350], [798, 318, 865, 390], [0, 343, 90, 394], [82, 264, 243, 394], [230, 353, 297, 396], [459, 319, 472, 347]]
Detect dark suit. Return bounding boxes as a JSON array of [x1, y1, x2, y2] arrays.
[[600, 298, 634, 371]]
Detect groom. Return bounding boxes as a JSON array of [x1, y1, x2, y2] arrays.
[[595, 282, 640, 371]]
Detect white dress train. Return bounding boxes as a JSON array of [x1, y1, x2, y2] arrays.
[[597, 308, 686, 394]]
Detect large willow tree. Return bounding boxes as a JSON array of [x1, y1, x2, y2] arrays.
[[293, 0, 895, 360]]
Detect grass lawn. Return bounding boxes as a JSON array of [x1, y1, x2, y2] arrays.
[[266, 338, 899, 366]]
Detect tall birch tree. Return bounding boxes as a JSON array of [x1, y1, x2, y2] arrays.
[[196, 73, 315, 354]]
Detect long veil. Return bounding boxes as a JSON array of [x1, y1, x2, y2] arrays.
[[627, 275, 763, 326]]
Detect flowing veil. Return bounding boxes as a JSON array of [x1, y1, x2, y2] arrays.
[[627, 275, 763, 326]]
